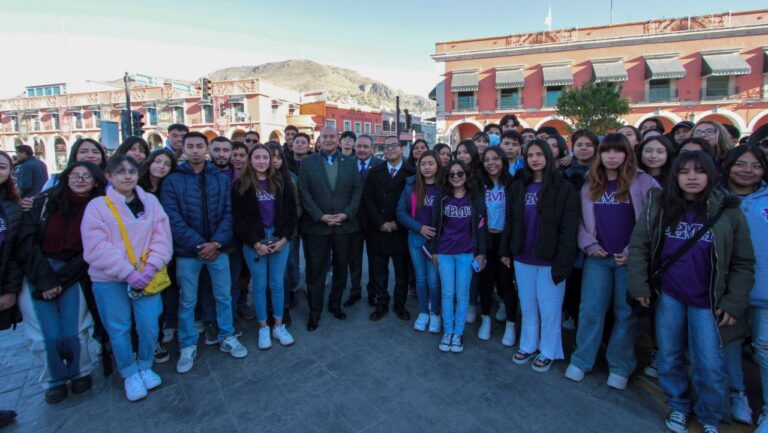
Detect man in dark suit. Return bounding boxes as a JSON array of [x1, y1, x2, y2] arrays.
[[298, 127, 363, 331], [363, 136, 415, 322], [344, 134, 384, 308]]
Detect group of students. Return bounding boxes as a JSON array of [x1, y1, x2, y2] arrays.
[[0, 116, 768, 432]]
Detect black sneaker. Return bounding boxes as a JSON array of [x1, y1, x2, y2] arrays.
[[154, 343, 170, 364], [45, 384, 68, 404], [204, 323, 218, 346], [0, 410, 16, 428], [237, 304, 256, 321], [665, 410, 689, 433], [70, 374, 92, 394]]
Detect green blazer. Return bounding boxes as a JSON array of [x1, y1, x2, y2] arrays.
[[298, 151, 363, 235]]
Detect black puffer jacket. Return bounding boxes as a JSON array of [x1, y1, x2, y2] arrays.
[[0, 193, 23, 330], [499, 174, 580, 284], [16, 192, 89, 298]]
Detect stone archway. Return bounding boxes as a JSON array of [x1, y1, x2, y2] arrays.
[[634, 111, 682, 134], [693, 109, 747, 135], [534, 116, 574, 137], [748, 109, 768, 133], [51, 136, 68, 173], [446, 119, 483, 147], [147, 132, 164, 149], [230, 129, 247, 142], [268, 130, 284, 143], [203, 130, 219, 144]]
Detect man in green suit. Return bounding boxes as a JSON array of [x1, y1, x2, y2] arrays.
[[298, 127, 363, 331]]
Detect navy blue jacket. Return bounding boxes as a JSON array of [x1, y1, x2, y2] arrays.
[[160, 161, 233, 257]]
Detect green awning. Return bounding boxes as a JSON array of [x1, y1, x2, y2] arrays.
[[542, 65, 573, 86], [645, 57, 686, 80], [450, 72, 478, 92], [495, 69, 525, 89], [592, 61, 628, 83], [701, 53, 751, 77]]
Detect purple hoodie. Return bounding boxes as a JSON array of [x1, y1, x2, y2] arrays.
[[578, 171, 658, 257]]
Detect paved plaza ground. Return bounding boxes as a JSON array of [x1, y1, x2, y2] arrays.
[[0, 269, 761, 433]]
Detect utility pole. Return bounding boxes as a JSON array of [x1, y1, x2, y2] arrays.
[[395, 96, 401, 143], [123, 72, 132, 136]]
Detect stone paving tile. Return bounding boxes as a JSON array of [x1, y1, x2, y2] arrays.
[[0, 284, 677, 433]]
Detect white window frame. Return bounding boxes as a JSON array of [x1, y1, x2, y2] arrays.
[[354, 121, 361, 134], [644, 79, 677, 102], [364, 122, 371, 134], [343, 120, 352, 131], [325, 119, 337, 130], [701, 75, 735, 100], [172, 105, 185, 124]]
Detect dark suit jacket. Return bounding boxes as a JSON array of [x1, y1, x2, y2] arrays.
[[362, 160, 416, 255], [298, 152, 363, 236], [355, 156, 384, 230]]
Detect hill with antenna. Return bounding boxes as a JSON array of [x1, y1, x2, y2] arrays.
[[205, 59, 435, 115]]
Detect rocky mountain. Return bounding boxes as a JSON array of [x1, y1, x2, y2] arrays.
[[205, 60, 435, 115]]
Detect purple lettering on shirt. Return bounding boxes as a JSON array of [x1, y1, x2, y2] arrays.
[[415, 185, 439, 226], [594, 180, 635, 254], [438, 195, 473, 255], [660, 210, 713, 308], [256, 179, 276, 228], [515, 183, 550, 266]]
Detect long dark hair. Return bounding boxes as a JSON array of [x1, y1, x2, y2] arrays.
[[454, 140, 480, 171], [661, 151, 717, 230], [443, 160, 478, 198], [68, 138, 107, 170], [138, 148, 177, 193], [636, 135, 675, 180], [721, 145, 768, 188], [480, 147, 511, 189], [522, 139, 558, 211], [237, 144, 282, 196], [414, 150, 442, 211], [407, 139, 430, 166], [116, 137, 150, 161], [588, 133, 637, 202], [48, 161, 106, 214], [0, 151, 19, 203], [266, 142, 291, 180]]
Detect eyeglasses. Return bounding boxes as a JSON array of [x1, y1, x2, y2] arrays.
[[448, 171, 465, 179], [68, 173, 93, 181], [693, 129, 718, 137], [113, 168, 138, 176], [382, 143, 400, 150]]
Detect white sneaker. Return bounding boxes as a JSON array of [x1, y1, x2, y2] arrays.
[[466, 305, 478, 324], [428, 314, 441, 334], [501, 321, 516, 347], [438, 333, 452, 352], [139, 369, 162, 390], [124, 372, 148, 402], [272, 325, 294, 346], [162, 327, 175, 344], [565, 363, 585, 382], [220, 335, 248, 358], [257, 327, 272, 350], [607, 372, 628, 390], [176, 346, 197, 374], [495, 303, 507, 322], [413, 313, 429, 332], [478, 315, 491, 341]]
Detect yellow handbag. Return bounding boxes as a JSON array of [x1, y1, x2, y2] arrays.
[[104, 196, 171, 296]]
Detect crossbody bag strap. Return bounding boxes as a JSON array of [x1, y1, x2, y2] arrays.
[[104, 196, 138, 268], [650, 205, 726, 280]]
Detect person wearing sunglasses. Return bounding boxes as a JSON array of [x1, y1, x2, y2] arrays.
[[17, 161, 106, 404], [243, 131, 261, 149], [426, 160, 488, 353]]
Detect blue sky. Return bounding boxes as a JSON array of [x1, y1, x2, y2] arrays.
[[1, 0, 765, 98]]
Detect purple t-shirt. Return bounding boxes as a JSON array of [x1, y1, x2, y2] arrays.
[[515, 183, 551, 266], [438, 195, 473, 255], [256, 180, 276, 228], [415, 184, 439, 226], [660, 210, 713, 308], [594, 180, 635, 255]]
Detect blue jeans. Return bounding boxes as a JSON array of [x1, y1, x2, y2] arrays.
[[199, 245, 243, 324], [571, 256, 636, 377], [177, 254, 234, 348], [242, 228, 290, 323], [437, 253, 473, 336], [514, 261, 566, 360], [752, 307, 768, 416], [656, 293, 726, 425], [408, 232, 440, 315], [21, 264, 93, 388], [92, 281, 162, 378]]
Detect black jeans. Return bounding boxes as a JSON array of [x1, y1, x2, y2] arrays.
[[303, 232, 353, 320], [479, 232, 517, 319], [348, 230, 374, 299], [369, 250, 408, 309]]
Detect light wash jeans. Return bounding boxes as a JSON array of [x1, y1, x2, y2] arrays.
[[408, 232, 440, 315], [514, 261, 566, 360], [656, 292, 726, 426], [242, 227, 291, 322], [176, 254, 234, 348], [437, 253, 473, 336], [93, 281, 162, 378], [571, 256, 636, 377]]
